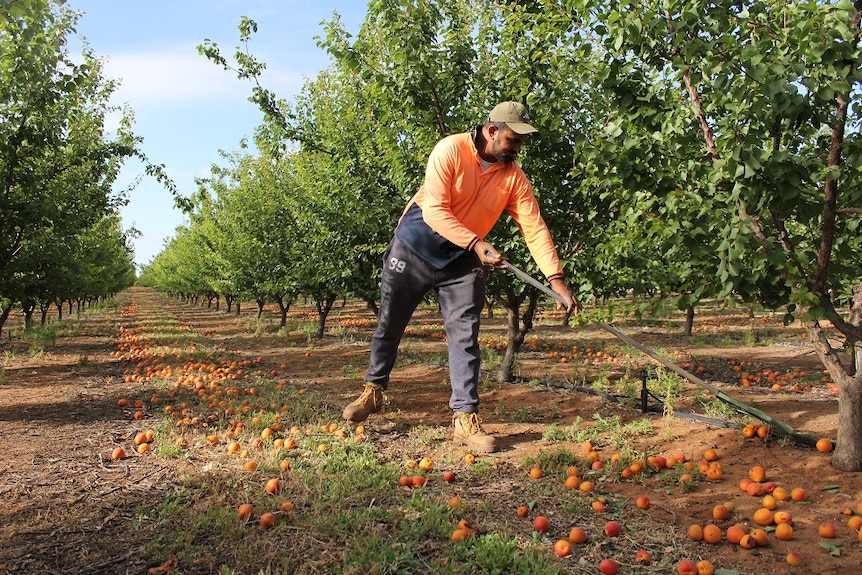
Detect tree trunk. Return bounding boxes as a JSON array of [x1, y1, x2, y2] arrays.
[[225, 295, 234, 313], [314, 295, 336, 338], [56, 300, 63, 320], [684, 306, 695, 337], [276, 296, 290, 327], [825, 283, 862, 470], [0, 305, 11, 338], [39, 303, 49, 325], [364, 298, 379, 317], [496, 287, 538, 383], [22, 302, 35, 329], [256, 298, 265, 321]]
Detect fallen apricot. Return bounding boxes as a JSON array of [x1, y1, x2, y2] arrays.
[[726, 524, 746, 544], [775, 522, 794, 540], [553, 539, 572, 557], [753, 508, 774, 526], [749, 465, 766, 483], [237, 503, 254, 521], [259, 512, 276, 529], [786, 551, 804, 566], [739, 533, 756, 549], [533, 516, 550, 532], [265, 478, 281, 495], [816, 438, 834, 453], [686, 524, 703, 541], [702, 523, 722, 544], [569, 526, 587, 543], [678, 559, 698, 575], [790, 487, 807, 502], [750, 528, 768, 547], [712, 504, 730, 521]]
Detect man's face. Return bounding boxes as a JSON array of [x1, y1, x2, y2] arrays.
[[490, 126, 528, 163]]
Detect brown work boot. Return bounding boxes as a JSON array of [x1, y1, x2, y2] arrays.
[[453, 411, 497, 453], [342, 383, 385, 424]]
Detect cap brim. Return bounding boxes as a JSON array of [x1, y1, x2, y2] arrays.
[[507, 122, 539, 135]]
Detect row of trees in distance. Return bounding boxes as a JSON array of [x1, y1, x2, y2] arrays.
[[0, 1, 184, 335]]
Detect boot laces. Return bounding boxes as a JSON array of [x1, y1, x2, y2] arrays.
[[461, 412, 484, 434], [359, 383, 384, 404]]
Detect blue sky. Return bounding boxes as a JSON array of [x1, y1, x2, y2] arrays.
[[67, 1, 367, 269]]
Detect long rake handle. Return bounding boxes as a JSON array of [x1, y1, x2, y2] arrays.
[[499, 260, 721, 394], [497, 259, 814, 442]]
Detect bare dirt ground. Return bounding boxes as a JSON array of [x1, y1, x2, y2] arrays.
[[0, 287, 859, 574]]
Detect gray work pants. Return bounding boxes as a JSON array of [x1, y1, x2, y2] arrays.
[[365, 236, 488, 412]]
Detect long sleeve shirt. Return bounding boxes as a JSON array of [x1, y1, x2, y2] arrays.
[[394, 129, 564, 279]]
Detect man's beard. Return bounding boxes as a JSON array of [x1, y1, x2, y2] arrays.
[[493, 150, 517, 163]]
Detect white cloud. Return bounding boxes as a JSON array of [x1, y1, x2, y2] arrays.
[[100, 45, 251, 107]]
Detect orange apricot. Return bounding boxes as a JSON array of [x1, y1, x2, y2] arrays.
[[705, 463, 723, 480], [259, 512, 276, 529], [726, 524, 746, 544], [237, 503, 254, 521], [712, 504, 730, 521], [553, 539, 572, 557], [686, 524, 703, 541], [753, 508, 774, 526], [775, 522, 794, 540], [569, 526, 587, 543], [533, 516, 550, 532], [816, 438, 833, 453], [749, 465, 766, 483], [264, 478, 281, 495], [739, 533, 756, 549], [750, 528, 769, 547], [772, 486, 790, 501], [746, 482, 764, 497], [702, 524, 722, 544], [773, 510, 792, 525]]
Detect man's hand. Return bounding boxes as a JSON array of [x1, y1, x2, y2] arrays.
[[550, 277, 582, 315], [475, 241, 504, 267]]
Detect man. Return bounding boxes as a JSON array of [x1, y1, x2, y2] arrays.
[[342, 101, 577, 453]]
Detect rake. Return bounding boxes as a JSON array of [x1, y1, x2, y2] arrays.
[[497, 258, 817, 446]]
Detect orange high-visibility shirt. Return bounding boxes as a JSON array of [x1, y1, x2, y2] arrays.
[[395, 130, 564, 279]]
